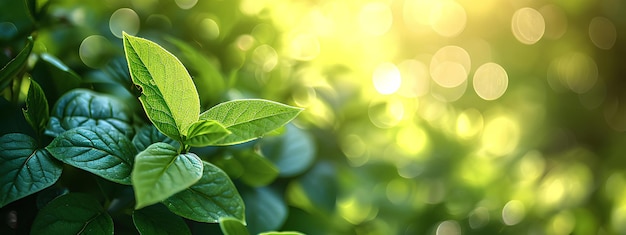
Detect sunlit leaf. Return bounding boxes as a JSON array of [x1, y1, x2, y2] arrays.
[[241, 186, 287, 234], [45, 89, 134, 137], [0, 133, 62, 208], [132, 143, 203, 209], [199, 99, 303, 145], [184, 119, 231, 147], [0, 36, 33, 92], [163, 161, 244, 223], [133, 204, 191, 235], [46, 126, 136, 185], [22, 79, 49, 134], [31, 193, 113, 234], [123, 33, 200, 141], [219, 217, 250, 235]]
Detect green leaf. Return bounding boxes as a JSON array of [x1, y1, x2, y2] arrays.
[[237, 150, 279, 187], [46, 126, 137, 185], [45, 89, 134, 137], [163, 161, 245, 223], [241, 187, 287, 234], [0, 36, 33, 92], [219, 217, 250, 235], [132, 125, 179, 152], [38, 53, 82, 91], [199, 99, 303, 145], [22, 79, 49, 134], [184, 120, 231, 147], [132, 143, 203, 209], [31, 193, 113, 234], [259, 232, 305, 235], [133, 204, 191, 235], [123, 33, 200, 141], [0, 133, 62, 208], [261, 124, 315, 177]]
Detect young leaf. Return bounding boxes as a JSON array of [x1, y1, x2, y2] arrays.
[[132, 143, 203, 209], [184, 119, 231, 147], [132, 125, 179, 152], [0, 133, 62, 208], [45, 89, 134, 137], [31, 193, 113, 234], [261, 124, 315, 177], [241, 186, 287, 234], [199, 99, 303, 145], [0, 36, 33, 92], [219, 217, 250, 235], [123, 33, 200, 141], [46, 126, 137, 185], [133, 204, 191, 235], [237, 150, 279, 187], [163, 161, 245, 223], [22, 79, 49, 134]]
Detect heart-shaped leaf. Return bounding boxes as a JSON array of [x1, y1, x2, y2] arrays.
[[132, 143, 203, 209], [46, 126, 136, 184], [31, 193, 113, 234], [219, 217, 250, 235], [132, 125, 179, 152], [199, 99, 303, 145], [45, 89, 134, 137], [0, 133, 62, 208], [163, 161, 245, 222], [133, 204, 191, 235], [184, 120, 231, 147], [123, 33, 200, 141], [22, 79, 49, 134], [0, 36, 33, 92]]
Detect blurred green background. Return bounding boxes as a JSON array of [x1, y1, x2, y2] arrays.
[[2, 0, 626, 234]]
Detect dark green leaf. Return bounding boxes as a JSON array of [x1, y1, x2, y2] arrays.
[[199, 99, 303, 145], [241, 186, 287, 234], [237, 150, 279, 187], [163, 161, 245, 223], [132, 143, 203, 209], [0, 36, 33, 92], [46, 126, 136, 185], [132, 125, 179, 152], [38, 53, 82, 91], [22, 79, 49, 134], [261, 124, 315, 177], [45, 89, 134, 137], [123, 33, 200, 141], [219, 217, 249, 235], [0, 133, 62, 208], [184, 120, 231, 147], [133, 204, 191, 235], [31, 193, 113, 234]]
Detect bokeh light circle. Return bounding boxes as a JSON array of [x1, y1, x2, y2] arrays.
[[430, 46, 471, 88], [79, 35, 110, 68], [175, 0, 198, 9], [109, 8, 140, 38], [436, 220, 461, 235], [589, 17, 617, 50], [429, 0, 467, 37], [502, 200, 526, 225], [373, 62, 401, 95], [198, 18, 220, 41], [397, 59, 430, 97], [358, 2, 393, 36], [511, 7, 545, 45], [472, 62, 509, 100]]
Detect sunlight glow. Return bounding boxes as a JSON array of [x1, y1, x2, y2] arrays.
[[397, 60, 430, 98], [472, 62, 509, 100], [373, 62, 402, 95], [358, 2, 393, 36], [430, 46, 471, 88], [429, 0, 467, 37], [511, 7, 545, 45], [481, 116, 519, 156]]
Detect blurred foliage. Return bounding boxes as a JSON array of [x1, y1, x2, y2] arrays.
[[2, 0, 626, 234]]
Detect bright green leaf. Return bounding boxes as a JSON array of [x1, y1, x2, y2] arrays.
[[22, 79, 49, 134], [132, 125, 179, 152], [241, 186, 287, 234], [261, 124, 315, 177], [46, 126, 137, 185], [132, 143, 203, 209], [45, 89, 134, 137], [219, 217, 250, 235], [163, 161, 245, 223], [133, 204, 191, 235], [199, 99, 303, 145], [31, 193, 113, 234], [184, 120, 231, 147], [123, 33, 200, 141], [0, 36, 33, 92], [237, 150, 279, 187], [0, 133, 62, 208]]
